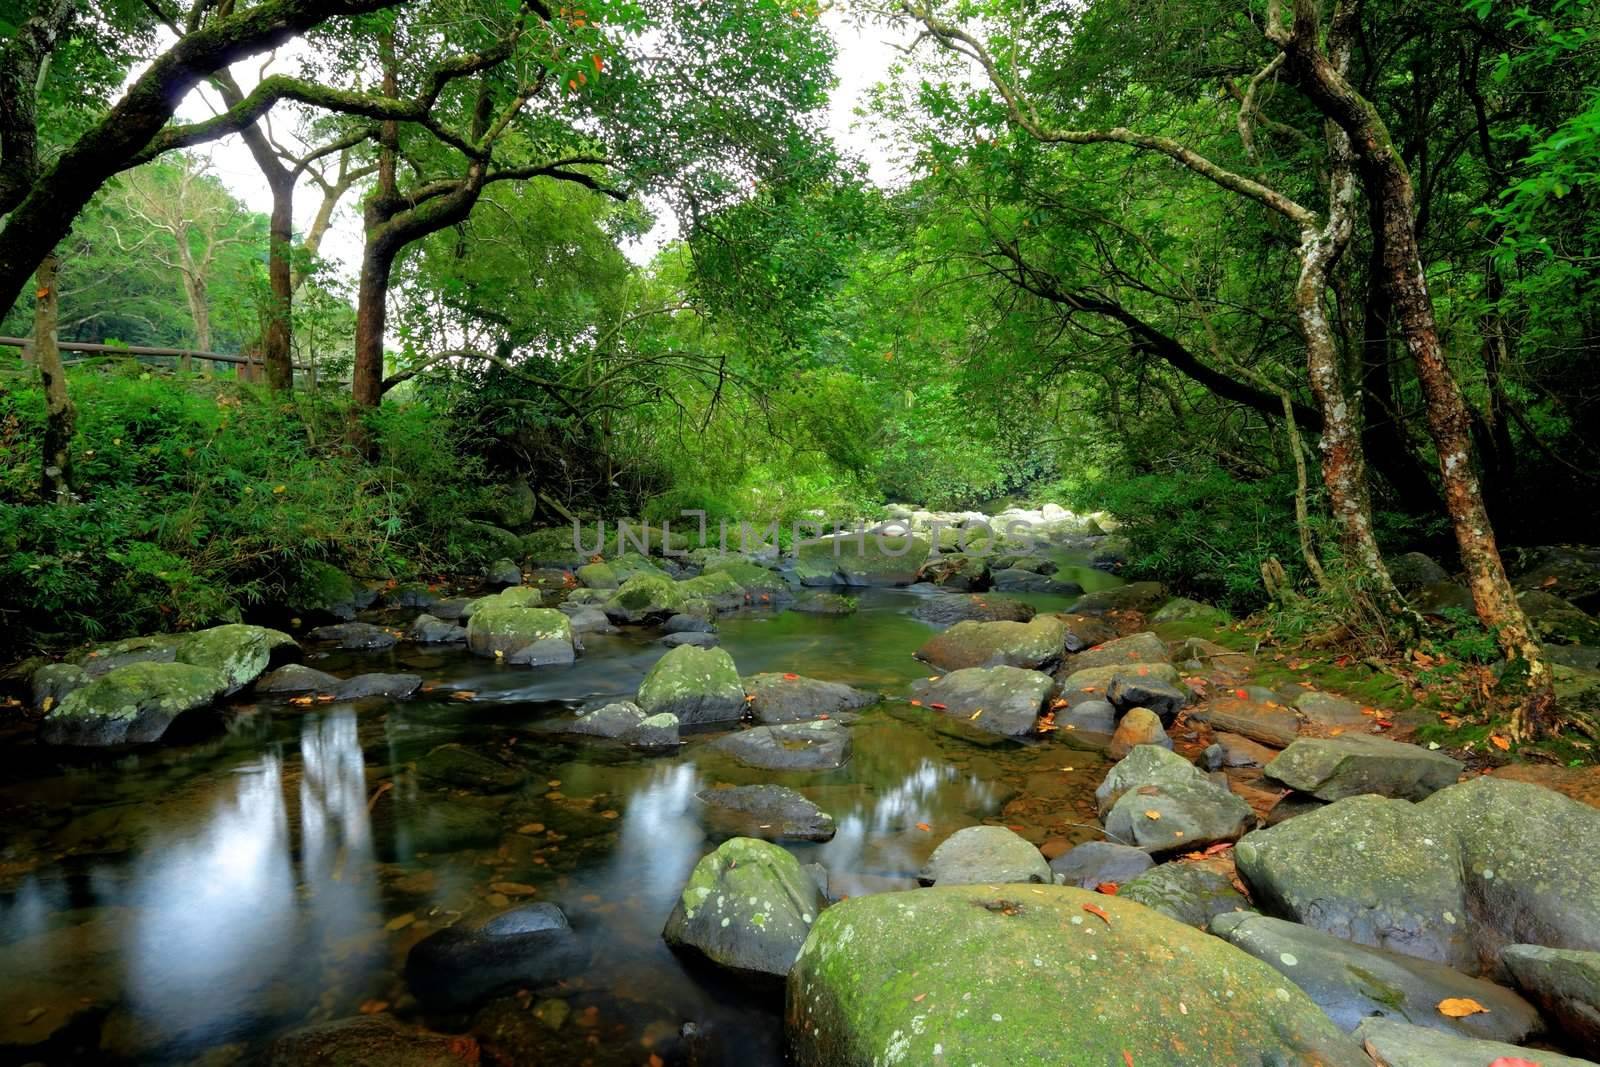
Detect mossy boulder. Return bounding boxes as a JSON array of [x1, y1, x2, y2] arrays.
[[287, 560, 367, 621], [636, 644, 745, 725], [676, 569, 747, 609], [609, 554, 668, 583], [1150, 597, 1233, 625], [466, 606, 575, 666], [603, 574, 685, 623], [1263, 735, 1463, 801], [789, 591, 857, 615], [796, 532, 932, 587], [744, 673, 879, 724], [1119, 858, 1254, 928], [907, 666, 1053, 737], [462, 586, 545, 618], [910, 593, 1034, 625], [575, 561, 618, 589], [663, 837, 825, 978], [918, 825, 1049, 886], [456, 518, 525, 562], [786, 884, 1367, 1067], [705, 559, 790, 599], [914, 616, 1068, 672], [40, 661, 230, 746], [1068, 580, 1168, 615], [1096, 745, 1253, 853], [30, 662, 89, 710], [914, 553, 991, 591], [174, 623, 297, 692]]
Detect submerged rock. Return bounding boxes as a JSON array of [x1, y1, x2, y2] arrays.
[[636, 644, 745, 725], [264, 1013, 481, 1066], [415, 744, 525, 792], [1263, 735, 1463, 801], [918, 825, 1050, 886], [744, 672, 878, 724], [39, 661, 230, 746], [789, 591, 858, 615], [907, 666, 1052, 737], [333, 672, 422, 700], [306, 622, 397, 650], [254, 663, 341, 693], [405, 903, 587, 1011], [709, 720, 852, 771], [663, 837, 825, 978], [786, 884, 1367, 1067], [551, 701, 680, 747], [990, 568, 1082, 595], [1210, 912, 1539, 1043], [910, 592, 1034, 625], [698, 784, 836, 842]]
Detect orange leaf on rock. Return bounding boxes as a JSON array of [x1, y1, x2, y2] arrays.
[[915, 822, 931, 832], [1490, 734, 1511, 751], [930, 702, 947, 710], [909, 699, 923, 707], [783, 672, 799, 680], [1437, 997, 1489, 1018], [1096, 882, 1119, 895], [1082, 902, 1111, 925]]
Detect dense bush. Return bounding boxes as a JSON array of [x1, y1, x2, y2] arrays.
[[0, 365, 485, 645]]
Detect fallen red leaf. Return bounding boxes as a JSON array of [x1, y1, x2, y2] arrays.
[[915, 822, 931, 832], [930, 702, 947, 710], [1096, 882, 1119, 895], [783, 672, 799, 680], [909, 699, 923, 707], [1123, 1050, 1135, 1067], [1082, 902, 1111, 925]]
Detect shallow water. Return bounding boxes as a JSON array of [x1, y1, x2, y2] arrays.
[[0, 572, 1122, 1065]]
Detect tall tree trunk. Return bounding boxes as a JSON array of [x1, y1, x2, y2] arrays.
[[353, 239, 396, 409], [1273, 0, 1551, 738], [34, 253, 74, 502], [262, 172, 295, 390]]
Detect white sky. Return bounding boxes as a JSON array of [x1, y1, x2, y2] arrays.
[[174, 14, 914, 281]]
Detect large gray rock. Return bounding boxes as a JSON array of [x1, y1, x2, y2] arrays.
[[1234, 778, 1600, 974], [1353, 1017, 1599, 1067], [796, 532, 932, 587], [1292, 690, 1370, 728], [1119, 858, 1254, 928], [913, 615, 1068, 672], [1191, 694, 1301, 747], [306, 622, 397, 650], [907, 665, 1052, 737], [1095, 744, 1254, 853], [404, 903, 586, 1010], [39, 661, 230, 746], [917, 825, 1050, 886], [786, 884, 1369, 1067], [465, 606, 575, 666], [1049, 840, 1153, 888], [636, 644, 745, 725], [172, 623, 297, 691], [406, 613, 467, 643], [1502, 943, 1600, 1047], [663, 837, 825, 978], [254, 663, 341, 694], [1264, 735, 1463, 801], [744, 673, 878, 724], [1105, 673, 1189, 725], [29, 661, 88, 710], [333, 672, 422, 700], [1211, 913, 1539, 1043], [708, 721, 851, 771], [990, 568, 1082, 595], [698, 785, 836, 842], [544, 701, 679, 746], [1067, 631, 1170, 672], [1068, 581, 1168, 615]]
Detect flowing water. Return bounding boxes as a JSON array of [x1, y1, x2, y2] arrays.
[[0, 562, 1124, 1065]]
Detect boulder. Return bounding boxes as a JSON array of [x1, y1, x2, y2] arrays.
[[576, 561, 619, 589], [1150, 597, 1232, 625], [486, 558, 522, 586], [405, 903, 587, 1011], [676, 570, 748, 610], [1389, 551, 1450, 593], [918, 825, 1050, 886], [1509, 544, 1600, 613], [1190, 694, 1301, 747], [255, 663, 341, 694], [1048, 840, 1153, 888], [461, 586, 544, 617], [709, 721, 851, 771], [907, 666, 1053, 737], [406, 613, 468, 643], [287, 560, 367, 621], [1234, 778, 1600, 973], [334, 673, 422, 700], [1352, 1017, 1598, 1067], [698, 785, 836, 842], [30, 661, 88, 709], [1264, 735, 1463, 801], [1095, 745, 1253, 853], [384, 582, 439, 610], [1057, 661, 1181, 696], [910, 592, 1035, 625], [662, 631, 719, 648], [704, 560, 792, 600], [457, 518, 526, 563], [263, 1014, 481, 1067], [1520, 589, 1600, 646], [1107, 706, 1171, 760], [1212, 732, 1278, 768], [1502, 944, 1600, 1047], [174, 623, 296, 691], [664, 613, 715, 634], [305, 622, 397, 650], [786, 884, 1368, 1067], [744, 673, 878, 724], [1292, 690, 1369, 728], [633, 712, 681, 747], [992, 555, 1057, 575], [914, 553, 991, 591], [466, 606, 575, 666], [1067, 631, 1169, 672], [1068, 581, 1167, 615], [663, 837, 825, 978], [914, 616, 1068, 671], [558, 604, 615, 636], [1415, 579, 1475, 615], [991, 568, 1083, 595], [1117, 857, 1253, 928], [796, 532, 932, 587], [1211, 912, 1539, 1043], [1104, 673, 1189, 725], [603, 574, 685, 623], [636, 644, 745, 725], [1057, 698, 1116, 735], [555, 701, 680, 747], [39, 661, 230, 745], [1057, 613, 1120, 652]]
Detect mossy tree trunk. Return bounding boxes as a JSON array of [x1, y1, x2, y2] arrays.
[[34, 252, 74, 503]]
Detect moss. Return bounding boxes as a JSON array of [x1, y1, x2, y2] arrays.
[[677, 570, 745, 602], [43, 661, 230, 745], [175, 624, 295, 690], [606, 574, 683, 617], [291, 560, 357, 612]]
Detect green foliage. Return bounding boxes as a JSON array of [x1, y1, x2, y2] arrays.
[[0, 365, 484, 645]]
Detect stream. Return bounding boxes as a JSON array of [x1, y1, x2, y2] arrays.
[[0, 560, 1124, 1065]]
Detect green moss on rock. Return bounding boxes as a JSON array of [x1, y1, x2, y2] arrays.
[[40, 661, 230, 746]]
